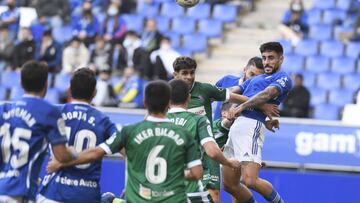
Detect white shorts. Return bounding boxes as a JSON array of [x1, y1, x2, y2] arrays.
[[0, 195, 34, 203], [224, 116, 265, 165]]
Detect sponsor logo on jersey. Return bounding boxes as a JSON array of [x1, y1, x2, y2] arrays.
[[188, 106, 206, 116]]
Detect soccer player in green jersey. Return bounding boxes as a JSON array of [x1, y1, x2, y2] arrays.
[[172, 56, 250, 202], [167, 79, 241, 203], [47, 80, 203, 203]]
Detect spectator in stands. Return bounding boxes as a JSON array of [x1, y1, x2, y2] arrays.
[[0, 0, 20, 40], [150, 37, 180, 80], [141, 19, 163, 53], [92, 69, 117, 107], [89, 36, 112, 73], [121, 31, 151, 79], [109, 43, 127, 73], [35, 29, 62, 73], [12, 27, 36, 69], [30, 16, 51, 43], [278, 0, 308, 45], [101, 0, 127, 43], [281, 73, 310, 118], [114, 66, 144, 108], [337, 15, 360, 43], [71, 0, 100, 47], [0, 25, 14, 69], [35, 0, 71, 27], [62, 37, 90, 74]]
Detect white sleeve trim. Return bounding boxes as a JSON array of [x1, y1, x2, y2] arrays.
[[224, 89, 230, 102], [99, 143, 112, 155], [200, 137, 216, 146], [187, 159, 202, 168]]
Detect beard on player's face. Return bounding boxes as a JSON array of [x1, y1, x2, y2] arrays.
[[264, 64, 279, 74]]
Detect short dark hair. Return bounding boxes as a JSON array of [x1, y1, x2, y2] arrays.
[[145, 80, 171, 114], [260, 42, 283, 56], [173, 57, 197, 72], [221, 102, 232, 113], [70, 68, 96, 101], [21, 60, 48, 92], [246, 56, 264, 69], [295, 73, 303, 80], [169, 79, 189, 105]]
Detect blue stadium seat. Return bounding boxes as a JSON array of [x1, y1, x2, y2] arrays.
[[154, 16, 171, 33], [279, 40, 293, 54], [0, 86, 7, 100], [306, 9, 322, 25], [294, 40, 318, 56], [183, 34, 207, 54], [161, 3, 185, 18], [53, 25, 73, 44], [1, 71, 20, 89], [317, 73, 341, 89], [44, 88, 60, 104], [136, 3, 159, 17], [54, 73, 71, 92], [320, 40, 344, 57], [172, 17, 196, 35], [323, 9, 346, 24], [336, 0, 352, 10], [329, 89, 355, 107], [331, 57, 355, 74], [309, 24, 333, 41], [163, 32, 181, 47], [305, 55, 330, 73], [343, 74, 360, 91], [213, 4, 237, 23], [175, 48, 192, 56], [312, 0, 336, 10], [302, 71, 317, 87], [187, 3, 211, 20], [282, 54, 304, 73], [346, 42, 360, 58], [309, 88, 328, 106], [313, 104, 339, 120], [122, 14, 144, 34], [9, 87, 24, 101], [198, 19, 223, 38]]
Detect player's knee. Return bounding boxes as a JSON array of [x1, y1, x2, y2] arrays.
[[242, 176, 257, 189]]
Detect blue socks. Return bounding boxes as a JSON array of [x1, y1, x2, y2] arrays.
[[264, 189, 284, 203]]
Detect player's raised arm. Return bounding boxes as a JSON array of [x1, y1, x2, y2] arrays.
[[231, 86, 280, 118]]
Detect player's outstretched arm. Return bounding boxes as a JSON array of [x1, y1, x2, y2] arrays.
[[231, 86, 280, 118], [52, 144, 76, 163], [185, 165, 203, 180], [47, 147, 106, 173], [203, 141, 241, 169], [228, 93, 248, 104]]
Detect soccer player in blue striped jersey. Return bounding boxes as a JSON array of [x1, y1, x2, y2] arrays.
[[223, 42, 291, 203], [38, 68, 118, 203], [0, 61, 75, 203]]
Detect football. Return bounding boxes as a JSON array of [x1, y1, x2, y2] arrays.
[[176, 0, 200, 8]]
